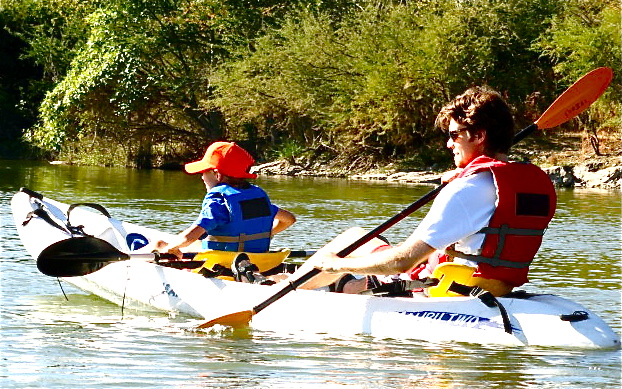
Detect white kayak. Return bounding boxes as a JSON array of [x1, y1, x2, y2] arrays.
[[11, 188, 621, 349]]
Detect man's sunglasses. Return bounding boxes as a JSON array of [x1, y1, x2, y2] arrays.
[[448, 128, 467, 141]]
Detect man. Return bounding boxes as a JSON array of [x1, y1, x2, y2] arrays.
[[304, 86, 556, 296]]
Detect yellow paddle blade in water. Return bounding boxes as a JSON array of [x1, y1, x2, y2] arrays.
[[197, 311, 253, 329]]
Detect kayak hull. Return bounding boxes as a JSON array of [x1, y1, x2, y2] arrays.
[[11, 189, 621, 349]]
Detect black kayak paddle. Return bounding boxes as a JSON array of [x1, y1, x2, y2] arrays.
[[37, 236, 315, 277]]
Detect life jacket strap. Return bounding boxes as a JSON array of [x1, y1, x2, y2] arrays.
[[446, 223, 545, 269], [446, 248, 533, 269], [478, 224, 545, 236], [205, 231, 272, 251]]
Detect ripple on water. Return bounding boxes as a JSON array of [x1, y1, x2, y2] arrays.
[[1, 168, 620, 389]]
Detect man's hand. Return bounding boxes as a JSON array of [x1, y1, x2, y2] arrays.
[[313, 251, 343, 273]]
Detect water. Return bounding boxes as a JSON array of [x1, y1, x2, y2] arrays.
[[1, 160, 620, 388]]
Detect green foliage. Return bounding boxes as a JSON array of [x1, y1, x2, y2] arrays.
[[19, 0, 311, 164], [535, 0, 621, 142], [270, 138, 307, 163], [216, 0, 566, 161], [1, 0, 619, 167], [0, 0, 93, 157], [1, 0, 95, 83], [535, 0, 620, 85]]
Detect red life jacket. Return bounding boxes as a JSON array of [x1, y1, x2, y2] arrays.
[[443, 155, 557, 286]]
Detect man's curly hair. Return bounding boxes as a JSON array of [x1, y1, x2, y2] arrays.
[[435, 86, 514, 155]]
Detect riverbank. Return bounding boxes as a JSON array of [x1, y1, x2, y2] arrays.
[[253, 159, 622, 189], [252, 133, 622, 189]]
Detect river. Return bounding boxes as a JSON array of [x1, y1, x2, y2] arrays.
[[1, 160, 620, 388]]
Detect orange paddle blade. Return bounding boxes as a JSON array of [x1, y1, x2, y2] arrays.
[[197, 310, 253, 329], [536, 67, 613, 130]]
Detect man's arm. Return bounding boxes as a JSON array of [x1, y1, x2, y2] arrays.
[[314, 235, 436, 276]]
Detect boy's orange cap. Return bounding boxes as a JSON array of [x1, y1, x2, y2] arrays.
[[184, 142, 257, 179]]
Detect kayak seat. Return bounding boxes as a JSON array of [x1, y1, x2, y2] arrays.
[[427, 262, 513, 297], [191, 249, 291, 280]]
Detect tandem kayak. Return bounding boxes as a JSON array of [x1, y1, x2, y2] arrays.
[[10, 188, 620, 349]]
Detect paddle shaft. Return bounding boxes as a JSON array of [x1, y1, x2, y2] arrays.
[[180, 249, 314, 260], [81, 249, 315, 263]]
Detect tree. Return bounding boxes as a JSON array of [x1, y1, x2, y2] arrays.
[[3, 0, 617, 168], [0, 0, 92, 157], [215, 0, 564, 167], [535, 0, 621, 156], [28, 0, 312, 166]]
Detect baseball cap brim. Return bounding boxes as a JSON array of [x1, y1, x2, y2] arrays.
[[184, 141, 258, 179], [184, 160, 214, 174]]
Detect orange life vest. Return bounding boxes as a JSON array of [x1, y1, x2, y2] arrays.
[[445, 156, 557, 286]]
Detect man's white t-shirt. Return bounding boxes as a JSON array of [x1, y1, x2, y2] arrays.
[[414, 171, 497, 265]]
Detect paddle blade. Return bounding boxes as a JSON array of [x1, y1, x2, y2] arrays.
[[535, 67, 613, 130], [197, 311, 253, 329], [37, 237, 129, 277]]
